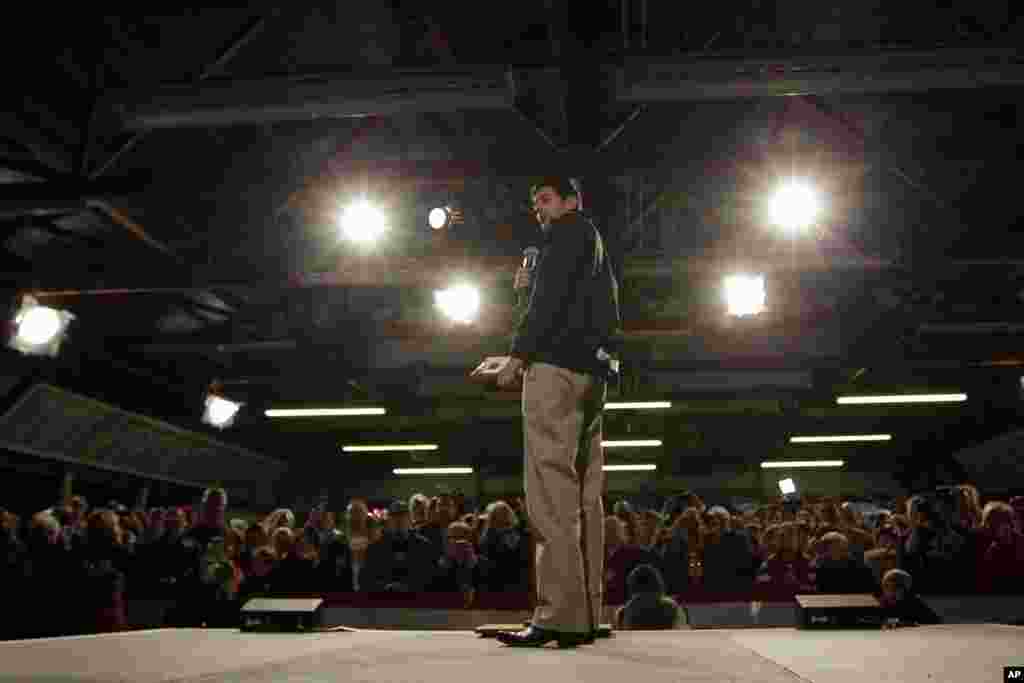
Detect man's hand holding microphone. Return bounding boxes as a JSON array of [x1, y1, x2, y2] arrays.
[[496, 246, 538, 389]]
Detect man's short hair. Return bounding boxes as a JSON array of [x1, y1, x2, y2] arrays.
[[883, 568, 913, 592], [530, 176, 581, 205], [202, 487, 228, 507]]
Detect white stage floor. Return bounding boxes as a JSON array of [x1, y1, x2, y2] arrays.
[[1, 624, 1020, 683]]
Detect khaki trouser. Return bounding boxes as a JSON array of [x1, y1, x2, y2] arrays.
[[522, 362, 606, 634]]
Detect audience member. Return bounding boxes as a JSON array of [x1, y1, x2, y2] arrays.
[[362, 500, 439, 593], [975, 501, 1024, 594], [756, 523, 814, 592], [345, 499, 371, 591], [701, 506, 756, 594], [878, 569, 941, 625], [614, 564, 683, 630], [811, 532, 877, 594], [864, 524, 903, 585], [477, 501, 528, 593], [427, 521, 487, 605]]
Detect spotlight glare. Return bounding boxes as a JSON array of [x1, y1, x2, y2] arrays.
[[339, 199, 387, 244], [203, 395, 242, 429], [724, 274, 766, 317], [9, 296, 74, 357], [429, 207, 449, 230], [434, 283, 480, 324], [16, 306, 64, 346], [768, 179, 821, 233]]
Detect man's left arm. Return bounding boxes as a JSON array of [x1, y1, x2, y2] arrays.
[[510, 218, 588, 361]]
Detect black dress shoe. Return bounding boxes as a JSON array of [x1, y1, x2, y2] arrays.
[[522, 621, 609, 643], [495, 626, 590, 648]]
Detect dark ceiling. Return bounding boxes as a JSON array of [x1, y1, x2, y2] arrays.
[[2, 3, 1024, 488]]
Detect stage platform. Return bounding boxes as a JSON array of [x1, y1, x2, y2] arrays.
[[1, 624, 1020, 683]]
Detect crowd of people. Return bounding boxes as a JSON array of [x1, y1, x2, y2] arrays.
[[1, 482, 1022, 638]]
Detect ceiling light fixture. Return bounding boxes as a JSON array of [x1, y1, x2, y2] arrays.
[[202, 394, 243, 430], [342, 444, 439, 452], [604, 401, 672, 410], [434, 282, 481, 324], [724, 274, 766, 317], [762, 461, 845, 468], [601, 439, 663, 448], [603, 464, 658, 471], [266, 407, 387, 417], [393, 467, 472, 475], [836, 394, 967, 405], [789, 434, 891, 444], [9, 294, 74, 357]]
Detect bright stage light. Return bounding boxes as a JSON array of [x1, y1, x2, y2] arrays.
[[836, 393, 967, 405], [18, 306, 63, 346], [9, 295, 74, 357], [429, 207, 450, 230], [434, 283, 480, 324], [779, 478, 797, 494], [393, 467, 472, 475], [724, 274, 766, 317], [768, 179, 821, 233], [762, 461, 845, 468], [203, 394, 242, 429], [339, 199, 387, 244]]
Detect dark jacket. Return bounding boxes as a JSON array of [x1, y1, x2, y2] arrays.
[[615, 564, 682, 629], [813, 557, 878, 594], [362, 529, 440, 592], [511, 211, 620, 377], [880, 593, 942, 624], [702, 530, 757, 593]]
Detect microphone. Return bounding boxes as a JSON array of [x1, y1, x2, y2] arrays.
[[517, 246, 540, 308]]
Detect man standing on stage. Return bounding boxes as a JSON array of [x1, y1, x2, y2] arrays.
[[495, 176, 621, 648]]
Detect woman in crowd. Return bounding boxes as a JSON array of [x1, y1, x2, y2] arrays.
[[755, 522, 815, 592], [345, 499, 371, 591], [975, 501, 1024, 594]]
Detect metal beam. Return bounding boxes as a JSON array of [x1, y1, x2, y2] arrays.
[[90, 11, 275, 178], [619, 47, 1024, 102], [0, 175, 150, 204], [112, 69, 513, 130], [86, 200, 177, 259]]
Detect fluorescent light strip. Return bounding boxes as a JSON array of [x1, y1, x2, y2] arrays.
[[836, 393, 966, 405], [604, 401, 672, 410], [267, 407, 387, 417], [393, 467, 473, 475], [602, 439, 663, 448], [789, 434, 891, 443], [342, 444, 438, 452], [762, 461, 845, 468], [603, 464, 657, 471]]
